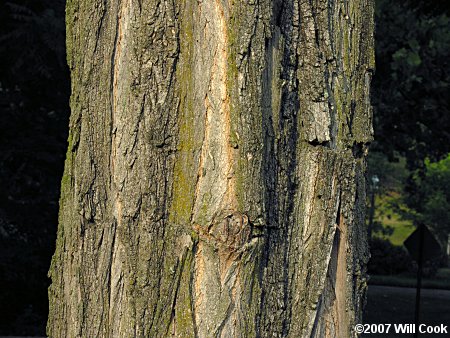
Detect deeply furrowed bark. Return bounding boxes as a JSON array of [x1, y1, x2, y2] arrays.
[[48, 0, 374, 337]]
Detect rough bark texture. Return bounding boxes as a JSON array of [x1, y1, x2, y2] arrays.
[[48, 0, 374, 337]]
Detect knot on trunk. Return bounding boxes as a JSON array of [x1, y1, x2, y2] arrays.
[[193, 210, 252, 251]]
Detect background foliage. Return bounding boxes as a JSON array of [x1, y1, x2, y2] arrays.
[[372, 0, 450, 168], [368, 0, 450, 278], [408, 155, 450, 247]]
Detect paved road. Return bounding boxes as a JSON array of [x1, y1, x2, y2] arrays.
[[363, 285, 450, 337]]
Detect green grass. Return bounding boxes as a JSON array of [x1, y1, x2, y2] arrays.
[[379, 212, 415, 246], [374, 193, 415, 246], [368, 152, 418, 246]]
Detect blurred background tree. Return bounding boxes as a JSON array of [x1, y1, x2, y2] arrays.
[[372, 0, 450, 168], [368, 0, 450, 277], [408, 155, 450, 248]]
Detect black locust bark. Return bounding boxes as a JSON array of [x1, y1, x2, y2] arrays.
[[48, 0, 374, 337]]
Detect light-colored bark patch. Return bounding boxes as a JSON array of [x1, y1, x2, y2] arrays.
[[191, 0, 237, 227]]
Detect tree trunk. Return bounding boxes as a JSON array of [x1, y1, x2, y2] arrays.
[[48, 0, 374, 337]]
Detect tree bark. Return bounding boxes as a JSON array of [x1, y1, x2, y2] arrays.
[[48, 0, 374, 337]]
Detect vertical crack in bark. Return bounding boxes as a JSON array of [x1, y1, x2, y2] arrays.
[[333, 210, 348, 337], [193, 241, 206, 335], [190, 240, 200, 338], [110, 0, 126, 182], [310, 190, 349, 337], [108, 0, 128, 332], [167, 256, 182, 336], [325, 206, 348, 337]]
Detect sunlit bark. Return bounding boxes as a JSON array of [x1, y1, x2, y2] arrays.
[[48, 0, 374, 337]]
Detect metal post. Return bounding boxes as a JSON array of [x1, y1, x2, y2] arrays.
[[413, 224, 424, 338], [368, 175, 379, 240]]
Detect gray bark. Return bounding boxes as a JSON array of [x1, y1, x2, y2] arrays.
[[48, 0, 374, 337]]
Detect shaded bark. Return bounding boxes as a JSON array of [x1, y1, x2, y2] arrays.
[[48, 0, 374, 337]]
